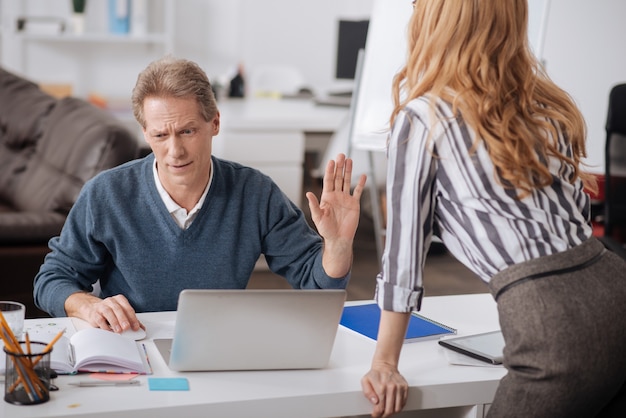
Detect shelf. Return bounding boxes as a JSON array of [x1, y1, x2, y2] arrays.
[[1, 0, 175, 99], [17, 32, 169, 44]]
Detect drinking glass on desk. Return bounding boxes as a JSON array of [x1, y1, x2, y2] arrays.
[[0, 301, 25, 339]]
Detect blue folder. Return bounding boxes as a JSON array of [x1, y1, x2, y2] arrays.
[[340, 303, 456, 343]]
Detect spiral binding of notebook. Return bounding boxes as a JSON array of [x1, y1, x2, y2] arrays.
[[412, 312, 457, 333]]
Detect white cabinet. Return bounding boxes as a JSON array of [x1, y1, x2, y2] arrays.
[[213, 98, 348, 207], [213, 130, 306, 206]]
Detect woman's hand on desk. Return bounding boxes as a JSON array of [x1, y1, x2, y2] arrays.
[[64, 292, 144, 334], [361, 364, 409, 418], [362, 310, 411, 417]]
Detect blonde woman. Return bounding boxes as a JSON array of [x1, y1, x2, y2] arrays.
[[361, 1, 626, 417]]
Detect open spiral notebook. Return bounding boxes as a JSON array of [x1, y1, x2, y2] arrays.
[[0, 317, 150, 375]]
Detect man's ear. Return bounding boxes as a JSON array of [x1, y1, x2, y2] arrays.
[[211, 112, 220, 135]]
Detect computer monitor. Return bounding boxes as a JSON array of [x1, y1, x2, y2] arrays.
[[335, 19, 369, 80]]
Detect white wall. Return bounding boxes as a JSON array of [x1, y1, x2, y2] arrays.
[[175, 0, 373, 95], [542, 0, 626, 173], [1, 0, 372, 98]]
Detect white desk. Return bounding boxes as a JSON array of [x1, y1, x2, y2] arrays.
[[3, 293, 505, 418], [213, 98, 349, 205]]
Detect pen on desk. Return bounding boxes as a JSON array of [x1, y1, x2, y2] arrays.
[[68, 380, 141, 387]]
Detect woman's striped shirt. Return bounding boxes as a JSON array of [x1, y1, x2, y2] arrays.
[[375, 97, 593, 312]]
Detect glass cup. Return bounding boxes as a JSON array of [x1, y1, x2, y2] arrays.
[[0, 301, 25, 339], [4, 341, 52, 405]]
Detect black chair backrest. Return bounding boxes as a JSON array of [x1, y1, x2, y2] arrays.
[[606, 84, 626, 137], [606, 84, 626, 178], [604, 83, 626, 238]]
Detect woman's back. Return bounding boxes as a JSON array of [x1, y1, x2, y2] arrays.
[[393, 97, 593, 281]]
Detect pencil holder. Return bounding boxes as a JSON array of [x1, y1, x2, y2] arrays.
[[3, 341, 52, 405]]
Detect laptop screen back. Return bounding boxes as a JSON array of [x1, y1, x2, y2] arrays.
[[155, 289, 347, 371]]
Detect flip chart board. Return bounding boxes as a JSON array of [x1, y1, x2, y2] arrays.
[[350, 0, 551, 151]]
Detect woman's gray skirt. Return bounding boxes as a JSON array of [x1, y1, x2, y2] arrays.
[[486, 237, 626, 418]]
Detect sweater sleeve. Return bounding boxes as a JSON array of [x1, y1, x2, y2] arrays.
[[33, 180, 109, 317], [261, 183, 350, 290]]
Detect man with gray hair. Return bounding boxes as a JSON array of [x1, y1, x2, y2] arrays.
[[34, 56, 366, 334]]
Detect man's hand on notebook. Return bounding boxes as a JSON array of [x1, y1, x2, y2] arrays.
[[64, 291, 144, 334]]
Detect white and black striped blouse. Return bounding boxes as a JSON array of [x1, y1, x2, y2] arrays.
[[375, 97, 593, 312]]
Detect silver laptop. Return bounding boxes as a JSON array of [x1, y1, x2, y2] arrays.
[[154, 289, 347, 371]]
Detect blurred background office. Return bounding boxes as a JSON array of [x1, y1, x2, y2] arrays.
[[0, 0, 372, 104], [2, 0, 626, 173], [2, 0, 626, 301]]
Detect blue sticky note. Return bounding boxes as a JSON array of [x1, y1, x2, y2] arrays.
[[148, 378, 189, 391]]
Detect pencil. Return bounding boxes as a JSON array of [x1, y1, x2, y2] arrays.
[[42, 328, 66, 352], [0, 311, 23, 353], [2, 327, 40, 401], [1, 320, 59, 400], [25, 332, 32, 362], [31, 328, 66, 367]]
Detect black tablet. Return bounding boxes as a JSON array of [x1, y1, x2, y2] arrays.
[[438, 330, 505, 365]]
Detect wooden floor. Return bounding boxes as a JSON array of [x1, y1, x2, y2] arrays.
[[247, 176, 489, 300]]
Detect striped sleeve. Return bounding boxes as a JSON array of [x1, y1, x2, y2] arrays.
[[375, 97, 592, 313], [376, 103, 435, 312]]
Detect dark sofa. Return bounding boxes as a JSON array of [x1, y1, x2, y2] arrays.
[[0, 67, 139, 318]]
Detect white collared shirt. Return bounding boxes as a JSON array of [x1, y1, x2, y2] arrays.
[[152, 159, 213, 229]]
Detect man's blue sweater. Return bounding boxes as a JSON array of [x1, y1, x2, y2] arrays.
[[34, 155, 348, 317]]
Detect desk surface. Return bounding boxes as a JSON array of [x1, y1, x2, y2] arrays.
[[218, 98, 349, 132], [3, 294, 504, 418]]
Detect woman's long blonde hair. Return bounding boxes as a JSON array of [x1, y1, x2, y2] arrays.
[[391, 0, 596, 196]]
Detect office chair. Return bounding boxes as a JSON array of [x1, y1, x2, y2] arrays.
[[603, 83, 626, 243]]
